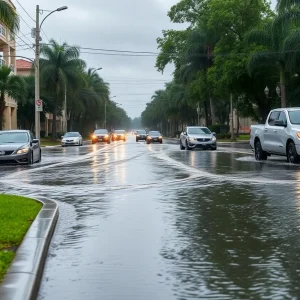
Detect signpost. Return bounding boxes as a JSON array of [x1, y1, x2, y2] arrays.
[[36, 99, 43, 112]]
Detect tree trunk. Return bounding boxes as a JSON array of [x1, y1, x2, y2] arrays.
[[236, 109, 240, 137], [209, 94, 217, 125], [52, 108, 57, 141], [280, 65, 287, 108], [204, 101, 209, 127], [0, 93, 5, 130]]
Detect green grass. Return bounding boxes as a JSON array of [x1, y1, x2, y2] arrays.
[[40, 138, 61, 147], [0, 195, 42, 281]]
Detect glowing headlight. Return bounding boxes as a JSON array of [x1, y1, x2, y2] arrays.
[[92, 135, 96, 139], [159, 136, 162, 139], [212, 136, 216, 141], [189, 138, 196, 142], [16, 147, 29, 154], [297, 133, 300, 139], [105, 135, 109, 138]]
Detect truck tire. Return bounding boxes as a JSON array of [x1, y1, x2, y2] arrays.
[[287, 142, 299, 163], [255, 140, 267, 161]]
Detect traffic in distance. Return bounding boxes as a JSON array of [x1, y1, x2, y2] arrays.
[[2, 107, 300, 165]]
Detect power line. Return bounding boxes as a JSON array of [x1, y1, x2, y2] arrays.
[[15, 0, 35, 22]]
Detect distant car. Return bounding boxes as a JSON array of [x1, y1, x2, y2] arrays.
[[112, 130, 126, 141], [61, 132, 83, 147], [146, 131, 163, 144], [92, 129, 111, 144], [0, 130, 41, 165], [180, 126, 217, 150], [136, 130, 147, 142]]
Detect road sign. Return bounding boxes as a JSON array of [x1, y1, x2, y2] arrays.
[[36, 99, 43, 112]]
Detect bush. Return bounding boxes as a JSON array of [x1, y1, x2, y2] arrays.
[[210, 124, 229, 134], [216, 133, 231, 139]]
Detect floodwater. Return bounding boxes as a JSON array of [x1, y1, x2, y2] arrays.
[[1, 137, 300, 299]]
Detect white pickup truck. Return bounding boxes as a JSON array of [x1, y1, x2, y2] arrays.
[[250, 108, 300, 163]]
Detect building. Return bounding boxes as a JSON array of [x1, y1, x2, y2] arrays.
[[16, 59, 65, 137], [0, 0, 17, 130]]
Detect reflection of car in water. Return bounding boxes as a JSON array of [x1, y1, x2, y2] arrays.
[[112, 130, 126, 142], [61, 132, 83, 147], [0, 130, 41, 165], [180, 126, 217, 150], [92, 129, 111, 144], [146, 131, 163, 144], [136, 130, 147, 142]]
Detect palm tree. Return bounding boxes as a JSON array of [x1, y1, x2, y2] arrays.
[[0, 65, 26, 130], [0, 0, 19, 32], [40, 39, 86, 140]]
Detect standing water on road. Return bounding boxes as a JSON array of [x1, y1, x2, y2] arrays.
[[1, 139, 300, 299]]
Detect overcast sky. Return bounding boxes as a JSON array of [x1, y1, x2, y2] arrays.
[[16, 0, 277, 119]]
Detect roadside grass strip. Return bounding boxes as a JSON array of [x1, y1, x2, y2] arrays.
[[0, 195, 42, 281]]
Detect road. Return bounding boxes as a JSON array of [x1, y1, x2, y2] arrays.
[[1, 136, 300, 299]]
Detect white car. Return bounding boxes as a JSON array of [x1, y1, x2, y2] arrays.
[[61, 132, 83, 147]]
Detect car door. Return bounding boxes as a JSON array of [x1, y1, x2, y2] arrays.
[[274, 111, 288, 155], [264, 111, 281, 152], [30, 132, 39, 161]]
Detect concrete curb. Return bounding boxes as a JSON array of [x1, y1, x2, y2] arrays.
[[0, 198, 59, 300]]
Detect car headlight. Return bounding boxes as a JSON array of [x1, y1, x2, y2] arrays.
[[16, 147, 29, 154], [137, 135, 140, 137], [212, 136, 216, 141], [189, 138, 196, 142], [297, 133, 300, 139], [92, 135, 96, 139], [159, 136, 162, 139]]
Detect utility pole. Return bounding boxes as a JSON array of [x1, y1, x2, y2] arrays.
[[35, 5, 40, 138], [230, 93, 235, 140], [104, 100, 107, 129], [197, 103, 200, 126], [64, 85, 67, 132]]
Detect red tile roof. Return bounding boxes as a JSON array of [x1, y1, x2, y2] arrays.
[[16, 59, 33, 69]]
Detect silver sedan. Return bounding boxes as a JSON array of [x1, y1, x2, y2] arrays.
[[61, 132, 83, 147], [180, 126, 217, 150]]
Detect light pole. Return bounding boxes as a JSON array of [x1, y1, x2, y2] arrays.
[[35, 5, 68, 139], [197, 103, 200, 126], [104, 96, 116, 129]]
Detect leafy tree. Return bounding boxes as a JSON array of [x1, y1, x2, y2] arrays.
[[0, 0, 19, 32], [0, 66, 26, 130]]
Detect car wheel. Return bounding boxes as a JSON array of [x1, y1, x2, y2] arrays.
[[160, 140, 162, 144], [254, 140, 267, 161], [185, 141, 192, 151], [107, 140, 111, 144], [136, 139, 138, 142], [92, 140, 96, 144], [180, 140, 185, 150], [146, 141, 150, 144], [211, 147, 217, 151], [28, 152, 33, 165], [287, 142, 299, 163]]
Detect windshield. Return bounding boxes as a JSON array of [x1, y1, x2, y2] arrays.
[[288, 111, 300, 124], [188, 127, 211, 135], [95, 129, 108, 134], [0, 132, 29, 144], [149, 131, 161, 135], [137, 130, 146, 134], [115, 130, 125, 134], [64, 132, 79, 137]]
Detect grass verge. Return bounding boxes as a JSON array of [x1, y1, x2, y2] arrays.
[[40, 138, 61, 147], [0, 195, 42, 281]]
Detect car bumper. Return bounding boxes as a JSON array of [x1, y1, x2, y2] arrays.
[[62, 141, 80, 146], [147, 138, 162, 143], [188, 141, 217, 149], [136, 136, 146, 140], [113, 136, 125, 140], [92, 137, 110, 143], [0, 153, 30, 164]]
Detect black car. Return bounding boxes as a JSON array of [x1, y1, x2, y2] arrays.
[[136, 130, 147, 142], [92, 129, 111, 144], [112, 130, 126, 141], [0, 130, 41, 165], [146, 131, 163, 144]]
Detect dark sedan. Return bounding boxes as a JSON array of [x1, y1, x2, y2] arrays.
[[92, 129, 111, 144], [0, 130, 41, 165], [146, 131, 163, 144], [136, 130, 147, 142], [112, 130, 126, 142]]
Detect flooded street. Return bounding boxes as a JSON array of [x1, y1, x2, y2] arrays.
[[1, 136, 300, 299]]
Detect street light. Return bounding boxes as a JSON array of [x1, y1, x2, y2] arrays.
[[196, 103, 200, 126], [264, 86, 269, 97], [35, 5, 68, 139], [276, 85, 281, 97], [104, 96, 116, 129]]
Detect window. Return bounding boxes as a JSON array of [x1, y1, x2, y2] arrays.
[[268, 111, 280, 126], [288, 110, 300, 125], [278, 111, 287, 125], [0, 24, 6, 38]]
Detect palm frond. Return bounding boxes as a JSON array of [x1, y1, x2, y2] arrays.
[[244, 23, 273, 48], [282, 29, 300, 71], [277, 0, 300, 12], [0, 0, 19, 32], [247, 51, 279, 75]]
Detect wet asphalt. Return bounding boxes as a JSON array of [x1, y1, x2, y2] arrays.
[[1, 136, 300, 299]]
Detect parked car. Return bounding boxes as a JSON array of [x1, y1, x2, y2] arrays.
[[146, 131, 163, 144], [92, 129, 111, 144], [136, 130, 147, 142], [61, 132, 83, 147], [250, 108, 300, 163], [0, 130, 41, 165], [180, 126, 217, 150], [112, 130, 126, 141]]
